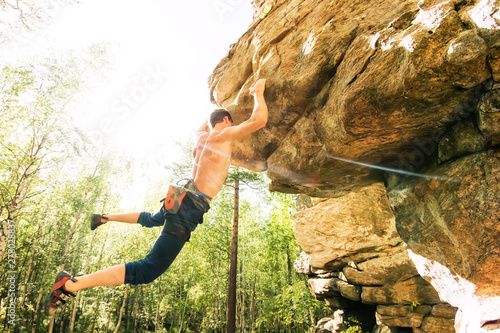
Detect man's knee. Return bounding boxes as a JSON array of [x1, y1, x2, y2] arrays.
[[125, 260, 165, 285], [139, 268, 163, 285], [124, 231, 186, 285], [137, 211, 164, 228]]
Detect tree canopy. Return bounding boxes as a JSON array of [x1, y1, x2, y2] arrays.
[[0, 45, 329, 333]]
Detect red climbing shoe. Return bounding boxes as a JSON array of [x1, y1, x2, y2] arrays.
[[90, 214, 108, 231], [44, 271, 77, 316]]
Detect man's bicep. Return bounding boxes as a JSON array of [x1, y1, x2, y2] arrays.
[[219, 121, 263, 141]]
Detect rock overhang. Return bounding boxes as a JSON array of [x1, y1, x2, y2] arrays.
[[208, 0, 499, 197]]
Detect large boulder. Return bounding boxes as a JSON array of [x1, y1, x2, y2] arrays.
[[292, 188, 452, 332], [292, 182, 401, 269], [388, 149, 500, 297], [477, 88, 500, 145], [208, 0, 500, 331], [388, 149, 500, 333]]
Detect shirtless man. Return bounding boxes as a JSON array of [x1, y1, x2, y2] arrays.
[[45, 79, 268, 315]]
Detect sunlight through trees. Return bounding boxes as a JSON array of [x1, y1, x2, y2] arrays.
[[0, 45, 328, 333]]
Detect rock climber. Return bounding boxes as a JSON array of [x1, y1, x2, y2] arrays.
[[45, 78, 268, 315]]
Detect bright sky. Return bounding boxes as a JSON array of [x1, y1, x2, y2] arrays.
[[0, 0, 254, 208], [14, 0, 253, 164]]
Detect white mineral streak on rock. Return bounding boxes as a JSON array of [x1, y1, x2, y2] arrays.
[[412, 4, 445, 31], [408, 250, 500, 333], [469, 0, 500, 29], [302, 31, 317, 55]]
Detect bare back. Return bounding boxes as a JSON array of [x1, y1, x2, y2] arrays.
[[192, 130, 233, 199]]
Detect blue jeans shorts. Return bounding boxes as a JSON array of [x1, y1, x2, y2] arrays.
[[124, 186, 210, 285]]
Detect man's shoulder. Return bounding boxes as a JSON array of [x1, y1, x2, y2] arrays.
[[195, 131, 210, 144], [207, 129, 233, 143]]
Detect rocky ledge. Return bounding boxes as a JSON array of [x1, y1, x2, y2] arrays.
[[293, 186, 457, 333], [209, 0, 500, 331]]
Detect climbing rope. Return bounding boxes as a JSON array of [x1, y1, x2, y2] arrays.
[[178, 223, 204, 333]]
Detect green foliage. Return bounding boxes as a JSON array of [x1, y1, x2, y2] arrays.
[[405, 300, 421, 312], [0, 48, 328, 333], [225, 166, 265, 185], [341, 316, 366, 333]]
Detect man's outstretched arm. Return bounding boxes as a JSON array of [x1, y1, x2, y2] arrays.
[[248, 78, 268, 128], [217, 79, 268, 141], [195, 119, 209, 136]]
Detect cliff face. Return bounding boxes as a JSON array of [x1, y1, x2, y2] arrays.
[[208, 0, 499, 332]]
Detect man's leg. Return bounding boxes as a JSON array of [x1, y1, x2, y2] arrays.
[[66, 221, 188, 290], [124, 230, 188, 285], [99, 212, 141, 225], [47, 222, 189, 315], [91, 212, 141, 230], [94, 211, 165, 229], [66, 231, 187, 289], [45, 264, 126, 315], [64, 264, 125, 293]]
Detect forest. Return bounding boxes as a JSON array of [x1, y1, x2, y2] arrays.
[[0, 44, 329, 332]]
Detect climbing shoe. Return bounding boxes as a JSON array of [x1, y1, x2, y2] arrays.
[[44, 271, 77, 316], [90, 213, 108, 230]]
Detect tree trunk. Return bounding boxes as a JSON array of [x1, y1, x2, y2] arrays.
[[68, 233, 97, 332], [20, 226, 40, 308], [0, 134, 45, 261], [126, 286, 134, 333], [59, 165, 99, 271], [47, 165, 100, 333], [105, 288, 116, 333], [251, 273, 256, 330], [67, 291, 81, 332], [286, 245, 292, 285], [31, 245, 55, 333], [90, 310, 98, 333], [114, 284, 130, 333], [133, 286, 141, 333], [59, 305, 67, 332], [227, 179, 239, 333], [154, 277, 162, 333], [240, 259, 245, 333]]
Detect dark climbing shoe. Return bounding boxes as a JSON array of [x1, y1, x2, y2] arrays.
[[90, 214, 108, 230], [44, 271, 77, 316]]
